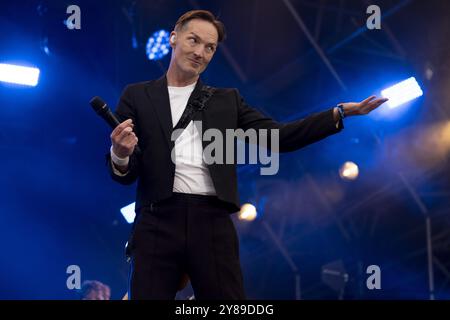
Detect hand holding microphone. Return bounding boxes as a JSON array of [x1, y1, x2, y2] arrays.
[[110, 119, 138, 158], [89, 96, 140, 159]]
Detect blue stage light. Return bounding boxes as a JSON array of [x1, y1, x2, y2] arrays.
[[0, 63, 40, 87], [120, 202, 135, 224], [381, 77, 423, 108], [146, 29, 170, 61]]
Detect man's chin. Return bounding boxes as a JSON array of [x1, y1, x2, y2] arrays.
[[183, 66, 203, 77]]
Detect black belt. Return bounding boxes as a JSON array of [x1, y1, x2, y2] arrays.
[[153, 192, 224, 208]]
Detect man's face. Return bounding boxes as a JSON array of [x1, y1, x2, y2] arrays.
[[170, 19, 218, 77]]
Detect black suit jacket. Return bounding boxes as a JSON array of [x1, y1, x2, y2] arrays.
[[107, 75, 343, 213]]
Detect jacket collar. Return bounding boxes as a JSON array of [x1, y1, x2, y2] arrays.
[[145, 74, 204, 149]]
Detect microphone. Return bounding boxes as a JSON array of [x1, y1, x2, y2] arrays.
[[90, 96, 121, 128], [90, 96, 141, 155]]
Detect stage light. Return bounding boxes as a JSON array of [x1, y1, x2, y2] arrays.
[[120, 202, 136, 224], [381, 77, 423, 108], [0, 63, 40, 87], [238, 203, 257, 221], [146, 29, 170, 61], [339, 161, 359, 180]]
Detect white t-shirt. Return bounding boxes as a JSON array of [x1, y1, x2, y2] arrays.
[[168, 82, 216, 195]]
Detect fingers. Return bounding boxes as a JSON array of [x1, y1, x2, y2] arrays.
[[111, 121, 136, 151], [111, 119, 134, 139], [110, 118, 138, 154], [370, 98, 389, 107], [117, 126, 134, 141], [343, 96, 389, 116], [117, 118, 133, 131], [124, 131, 138, 146], [111, 129, 138, 158], [117, 127, 138, 146], [105, 116, 138, 159], [361, 95, 376, 105], [366, 97, 389, 112]]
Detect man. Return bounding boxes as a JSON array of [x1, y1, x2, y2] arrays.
[[107, 10, 387, 300]]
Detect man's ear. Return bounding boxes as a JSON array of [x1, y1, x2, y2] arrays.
[[169, 31, 177, 48]]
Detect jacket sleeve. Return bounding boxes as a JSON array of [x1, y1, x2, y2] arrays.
[[106, 85, 141, 185], [235, 89, 343, 153]]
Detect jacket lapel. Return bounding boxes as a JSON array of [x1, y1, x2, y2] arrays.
[[145, 74, 205, 149], [146, 75, 172, 149]]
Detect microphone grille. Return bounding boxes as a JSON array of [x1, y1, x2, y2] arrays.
[[89, 96, 107, 113]]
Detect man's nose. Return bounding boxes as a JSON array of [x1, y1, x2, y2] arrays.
[[193, 47, 205, 59]]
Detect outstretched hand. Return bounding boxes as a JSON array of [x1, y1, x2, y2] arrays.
[[341, 96, 389, 117]]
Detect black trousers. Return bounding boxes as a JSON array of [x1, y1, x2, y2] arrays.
[[128, 193, 246, 300]]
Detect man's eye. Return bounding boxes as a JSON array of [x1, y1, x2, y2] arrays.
[[189, 38, 197, 43]]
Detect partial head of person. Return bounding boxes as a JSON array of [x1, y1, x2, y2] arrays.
[[169, 10, 226, 78], [79, 280, 111, 300]]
